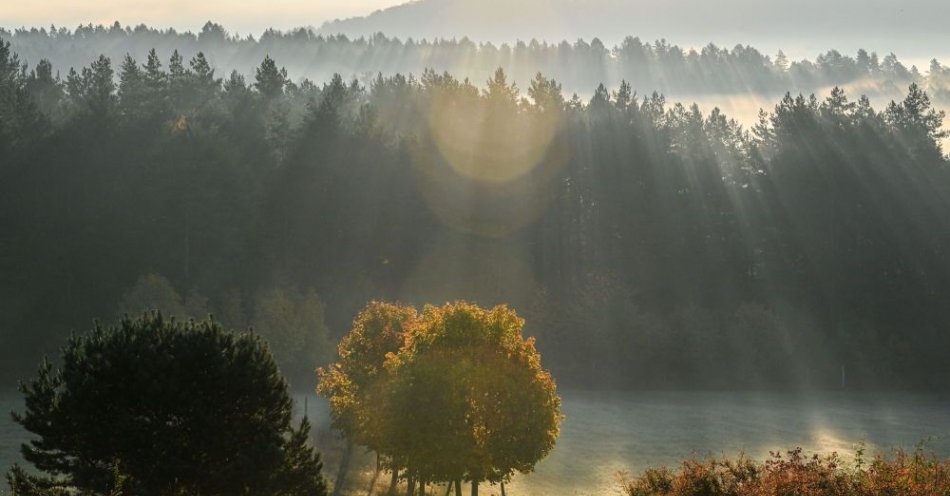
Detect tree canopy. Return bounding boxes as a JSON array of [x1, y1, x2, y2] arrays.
[[317, 301, 417, 454], [4, 25, 949, 102], [1, 45, 949, 391], [7, 312, 328, 496], [319, 301, 561, 493]]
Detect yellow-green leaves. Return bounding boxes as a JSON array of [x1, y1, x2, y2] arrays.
[[317, 301, 417, 452], [318, 300, 561, 487]]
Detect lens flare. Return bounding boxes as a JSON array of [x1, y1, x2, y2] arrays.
[[411, 95, 570, 237]]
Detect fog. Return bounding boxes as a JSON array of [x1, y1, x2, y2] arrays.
[[6, 0, 950, 69], [3, 2, 950, 494], [320, 0, 950, 65], [2, 392, 949, 495], [2, 0, 400, 36]]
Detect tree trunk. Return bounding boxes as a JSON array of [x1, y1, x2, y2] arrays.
[[387, 468, 399, 495], [454, 480, 462, 496], [332, 441, 354, 496], [406, 477, 415, 496], [500, 482, 506, 496], [471, 481, 478, 496], [444, 481, 453, 496], [367, 452, 381, 495], [418, 480, 426, 495], [183, 215, 191, 283]]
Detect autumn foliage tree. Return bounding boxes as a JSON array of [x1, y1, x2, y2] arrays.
[[318, 301, 561, 495], [317, 302, 418, 489]]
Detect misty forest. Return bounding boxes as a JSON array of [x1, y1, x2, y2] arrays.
[[2, 11, 950, 496], [6, 23, 950, 105]]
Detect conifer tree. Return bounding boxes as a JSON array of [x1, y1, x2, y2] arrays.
[[8, 313, 328, 496]]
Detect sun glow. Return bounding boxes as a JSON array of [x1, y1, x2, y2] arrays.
[[411, 89, 571, 237], [426, 95, 562, 185]]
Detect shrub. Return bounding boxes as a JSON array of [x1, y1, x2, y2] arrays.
[[618, 447, 950, 496]]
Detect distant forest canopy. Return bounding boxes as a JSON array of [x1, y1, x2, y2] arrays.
[[1, 41, 949, 391], [3, 22, 950, 104], [314, 0, 950, 60]]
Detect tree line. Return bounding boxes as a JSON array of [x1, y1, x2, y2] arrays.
[[1, 42, 949, 390], [4, 23, 950, 100]]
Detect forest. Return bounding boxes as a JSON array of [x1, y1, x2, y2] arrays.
[[1, 38, 949, 392], [4, 23, 950, 102]]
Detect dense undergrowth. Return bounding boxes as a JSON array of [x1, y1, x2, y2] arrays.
[[618, 447, 950, 496]]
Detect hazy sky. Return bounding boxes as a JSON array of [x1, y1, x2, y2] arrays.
[[2, 0, 403, 35]]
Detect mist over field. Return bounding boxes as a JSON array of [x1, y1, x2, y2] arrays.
[[3, 1, 950, 495]]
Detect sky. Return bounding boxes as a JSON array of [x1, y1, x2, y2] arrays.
[[1, 0, 403, 35]]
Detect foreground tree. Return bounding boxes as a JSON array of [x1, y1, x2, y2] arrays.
[[7, 312, 328, 496], [317, 302, 418, 493], [321, 301, 561, 494], [386, 302, 562, 494]]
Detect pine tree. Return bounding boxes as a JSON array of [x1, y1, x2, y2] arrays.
[[254, 55, 289, 98], [8, 313, 328, 496]]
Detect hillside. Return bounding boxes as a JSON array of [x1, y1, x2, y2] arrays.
[[319, 0, 950, 62]]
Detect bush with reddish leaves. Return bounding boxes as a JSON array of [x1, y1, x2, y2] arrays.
[[618, 447, 950, 496]]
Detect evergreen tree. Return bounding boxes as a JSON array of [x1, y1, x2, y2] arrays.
[[254, 55, 289, 98], [117, 54, 146, 119], [8, 313, 328, 496], [65, 54, 115, 118]]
